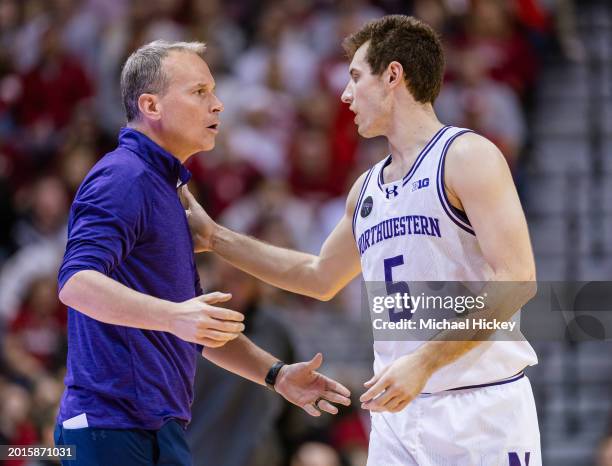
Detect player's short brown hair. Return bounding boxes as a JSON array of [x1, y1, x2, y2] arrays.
[[342, 15, 444, 104]]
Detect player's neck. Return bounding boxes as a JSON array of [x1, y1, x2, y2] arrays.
[[386, 103, 443, 163]]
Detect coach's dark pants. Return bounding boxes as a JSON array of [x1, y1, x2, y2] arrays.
[[54, 420, 192, 466]]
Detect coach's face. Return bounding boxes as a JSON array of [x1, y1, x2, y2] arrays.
[[341, 42, 390, 138], [158, 51, 223, 157]]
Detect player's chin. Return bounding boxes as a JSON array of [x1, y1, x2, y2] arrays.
[[357, 125, 378, 139]]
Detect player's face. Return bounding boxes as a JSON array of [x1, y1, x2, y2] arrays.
[[157, 51, 223, 157], [341, 42, 390, 138]]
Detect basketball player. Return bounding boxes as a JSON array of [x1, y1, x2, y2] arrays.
[[181, 16, 540, 465]]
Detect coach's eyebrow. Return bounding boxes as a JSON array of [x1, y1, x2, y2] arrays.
[[193, 82, 215, 91]]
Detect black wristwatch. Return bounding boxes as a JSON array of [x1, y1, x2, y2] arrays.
[[265, 361, 286, 391]]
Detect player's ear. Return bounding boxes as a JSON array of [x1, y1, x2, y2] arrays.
[[387, 61, 403, 89]]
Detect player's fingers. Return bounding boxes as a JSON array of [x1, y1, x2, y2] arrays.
[[368, 395, 401, 413], [387, 397, 407, 413], [302, 403, 321, 417], [322, 390, 351, 406], [360, 376, 390, 403], [364, 366, 389, 388], [206, 319, 245, 334], [395, 398, 412, 412], [197, 337, 228, 348], [364, 387, 396, 409], [317, 399, 338, 415], [323, 378, 351, 398], [200, 292, 232, 304], [179, 185, 190, 209], [197, 329, 240, 342], [205, 305, 245, 322], [180, 185, 197, 206]]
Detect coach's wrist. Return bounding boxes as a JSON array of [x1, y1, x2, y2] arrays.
[[157, 299, 177, 333]]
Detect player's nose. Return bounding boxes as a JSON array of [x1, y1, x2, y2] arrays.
[[341, 84, 353, 104]]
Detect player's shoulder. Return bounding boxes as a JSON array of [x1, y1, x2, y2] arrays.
[[346, 169, 373, 213], [446, 130, 508, 176]]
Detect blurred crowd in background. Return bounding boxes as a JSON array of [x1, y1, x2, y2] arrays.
[[0, 0, 597, 465]]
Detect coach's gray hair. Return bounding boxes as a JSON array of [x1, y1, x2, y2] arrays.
[[120, 40, 207, 122]]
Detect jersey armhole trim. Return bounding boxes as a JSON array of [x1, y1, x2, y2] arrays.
[[352, 167, 375, 238], [436, 130, 476, 236]]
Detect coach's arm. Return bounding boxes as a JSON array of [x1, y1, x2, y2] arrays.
[[360, 132, 537, 413], [180, 173, 367, 301], [201, 335, 351, 417], [59, 271, 245, 348]]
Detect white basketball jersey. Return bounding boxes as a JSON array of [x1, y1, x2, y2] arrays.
[[353, 125, 537, 392]]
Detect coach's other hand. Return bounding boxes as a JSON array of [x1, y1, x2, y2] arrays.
[[180, 185, 217, 253], [170, 292, 245, 347], [360, 353, 433, 413], [274, 353, 351, 417]]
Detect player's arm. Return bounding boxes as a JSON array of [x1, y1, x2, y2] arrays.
[[361, 133, 537, 412], [59, 271, 245, 348], [180, 173, 367, 301], [201, 334, 351, 417]]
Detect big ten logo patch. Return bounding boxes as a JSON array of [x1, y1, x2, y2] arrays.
[[411, 178, 429, 192]]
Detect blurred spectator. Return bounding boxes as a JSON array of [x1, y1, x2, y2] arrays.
[[220, 180, 317, 254], [448, 0, 539, 99], [186, 142, 263, 219], [11, 176, 68, 249], [599, 435, 612, 466], [225, 85, 296, 180], [435, 47, 526, 169], [14, 22, 93, 161], [234, 3, 318, 98], [55, 0, 104, 75], [3, 276, 66, 384], [328, 407, 369, 466], [290, 442, 342, 466], [188, 0, 245, 75], [0, 383, 38, 460]]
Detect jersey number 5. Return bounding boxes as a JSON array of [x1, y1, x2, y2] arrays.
[[383, 255, 413, 322]]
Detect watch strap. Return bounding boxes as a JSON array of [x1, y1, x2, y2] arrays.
[[265, 361, 286, 391]]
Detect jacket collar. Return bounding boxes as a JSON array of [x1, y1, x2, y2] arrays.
[[118, 127, 192, 187]]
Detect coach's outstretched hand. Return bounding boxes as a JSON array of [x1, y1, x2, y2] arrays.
[[170, 292, 245, 348], [274, 353, 351, 416], [180, 185, 216, 253]]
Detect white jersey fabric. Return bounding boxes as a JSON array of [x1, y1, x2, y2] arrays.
[[353, 125, 538, 393]]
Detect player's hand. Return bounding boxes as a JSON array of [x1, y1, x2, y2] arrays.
[[170, 292, 245, 347], [274, 353, 351, 417], [180, 185, 217, 253], [360, 353, 434, 413]]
